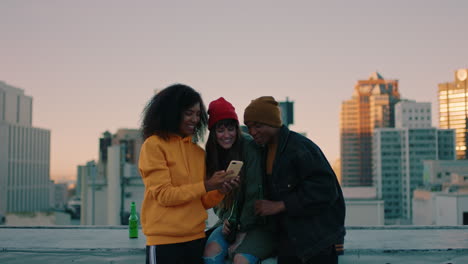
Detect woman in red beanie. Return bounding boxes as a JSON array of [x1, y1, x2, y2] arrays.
[[203, 98, 276, 264]]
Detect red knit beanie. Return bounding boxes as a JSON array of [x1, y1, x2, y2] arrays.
[[208, 97, 239, 130]]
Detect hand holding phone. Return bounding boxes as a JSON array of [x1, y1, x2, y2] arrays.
[[225, 160, 243, 180]]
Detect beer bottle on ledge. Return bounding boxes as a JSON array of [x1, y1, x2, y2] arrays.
[[129, 202, 139, 239]]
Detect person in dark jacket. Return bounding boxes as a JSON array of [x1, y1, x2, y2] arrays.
[[243, 96, 346, 264]]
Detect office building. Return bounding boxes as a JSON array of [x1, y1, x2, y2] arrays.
[[0, 81, 51, 214], [438, 69, 468, 159], [341, 72, 400, 186]]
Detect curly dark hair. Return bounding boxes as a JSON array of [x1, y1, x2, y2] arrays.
[[141, 84, 208, 141]]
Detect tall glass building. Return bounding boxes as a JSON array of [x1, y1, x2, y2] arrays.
[[341, 72, 400, 186], [438, 69, 468, 159], [373, 101, 456, 223], [373, 127, 455, 223]]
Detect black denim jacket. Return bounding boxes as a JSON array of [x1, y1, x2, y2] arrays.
[[266, 126, 346, 259]]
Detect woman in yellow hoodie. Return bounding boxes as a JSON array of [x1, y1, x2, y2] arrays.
[[139, 84, 239, 264]]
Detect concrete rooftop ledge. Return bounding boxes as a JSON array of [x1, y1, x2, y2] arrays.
[[1, 226, 467, 264]]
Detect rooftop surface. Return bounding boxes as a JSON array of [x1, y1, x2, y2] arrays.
[[0, 226, 467, 263]]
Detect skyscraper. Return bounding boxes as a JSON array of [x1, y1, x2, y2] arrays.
[[0, 81, 51, 214], [373, 101, 456, 223], [438, 69, 468, 159], [341, 72, 400, 186]]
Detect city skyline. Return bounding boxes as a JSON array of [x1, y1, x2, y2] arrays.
[[1, 0, 467, 181]]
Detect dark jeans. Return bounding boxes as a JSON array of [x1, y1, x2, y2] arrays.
[[277, 245, 338, 264], [145, 238, 205, 264]]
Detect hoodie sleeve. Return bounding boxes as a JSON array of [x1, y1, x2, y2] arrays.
[[139, 138, 207, 207], [201, 190, 225, 209]]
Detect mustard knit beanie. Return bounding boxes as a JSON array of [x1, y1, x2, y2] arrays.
[[243, 96, 282, 128]]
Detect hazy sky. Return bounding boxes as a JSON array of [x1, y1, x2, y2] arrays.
[[1, 0, 467, 182]]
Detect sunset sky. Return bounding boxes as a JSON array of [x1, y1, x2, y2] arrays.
[[1, 0, 467, 182]]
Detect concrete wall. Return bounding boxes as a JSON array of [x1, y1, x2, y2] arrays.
[[54, 184, 68, 209], [84, 185, 107, 225], [5, 212, 71, 226], [413, 192, 468, 226], [412, 194, 435, 225], [436, 196, 457, 225], [2, 226, 467, 264], [345, 200, 384, 226]]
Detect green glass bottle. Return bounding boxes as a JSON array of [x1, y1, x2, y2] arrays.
[[128, 202, 139, 239]]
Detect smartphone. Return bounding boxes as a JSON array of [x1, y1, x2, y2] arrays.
[[225, 160, 243, 180]]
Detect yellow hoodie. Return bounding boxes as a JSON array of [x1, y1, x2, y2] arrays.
[[139, 135, 224, 245]]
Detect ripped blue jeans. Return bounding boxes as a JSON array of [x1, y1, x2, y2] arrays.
[[203, 226, 259, 264]]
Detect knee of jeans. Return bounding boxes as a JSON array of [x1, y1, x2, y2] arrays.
[[203, 244, 226, 264], [233, 253, 259, 264], [204, 241, 223, 257]]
